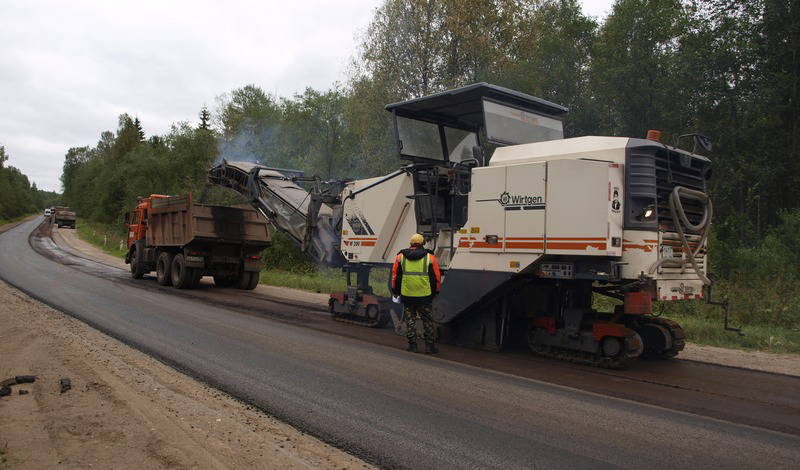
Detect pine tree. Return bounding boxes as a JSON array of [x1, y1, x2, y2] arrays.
[[199, 106, 211, 130], [134, 117, 146, 141]]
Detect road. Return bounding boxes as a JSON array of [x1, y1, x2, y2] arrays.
[[1, 217, 799, 470]]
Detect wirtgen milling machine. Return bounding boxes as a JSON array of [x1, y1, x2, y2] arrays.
[[209, 83, 713, 368]]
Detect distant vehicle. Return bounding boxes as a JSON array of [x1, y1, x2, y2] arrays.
[[52, 206, 76, 229], [44, 208, 52, 217]]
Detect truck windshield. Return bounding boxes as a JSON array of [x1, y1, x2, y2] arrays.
[[396, 116, 478, 163]]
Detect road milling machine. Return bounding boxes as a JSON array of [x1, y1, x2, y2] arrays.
[[209, 83, 713, 368]]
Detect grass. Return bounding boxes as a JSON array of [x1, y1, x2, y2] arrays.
[[76, 221, 128, 259], [260, 266, 392, 297], [0, 213, 39, 226]]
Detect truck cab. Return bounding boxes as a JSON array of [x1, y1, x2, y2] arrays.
[[124, 194, 168, 251]]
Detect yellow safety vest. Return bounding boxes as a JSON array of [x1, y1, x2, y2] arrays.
[[401, 254, 432, 297]]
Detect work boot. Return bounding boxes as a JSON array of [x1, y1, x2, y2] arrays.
[[406, 342, 417, 353], [425, 342, 439, 354]]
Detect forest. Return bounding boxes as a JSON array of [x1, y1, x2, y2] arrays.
[[0, 145, 60, 223], [58, 0, 798, 286]]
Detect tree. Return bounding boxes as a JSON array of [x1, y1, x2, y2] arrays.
[[134, 117, 146, 141], [497, 0, 599, 136], [282, 86, 353, 179], [591, 0, 693, 137], [214, 85, 282, 165], [198, 106, 211, 130]]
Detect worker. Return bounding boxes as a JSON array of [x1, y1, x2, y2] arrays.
[[391, 233, 441, 353]]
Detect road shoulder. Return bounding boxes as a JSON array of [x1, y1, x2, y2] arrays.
[[0, 279, 374, 469]]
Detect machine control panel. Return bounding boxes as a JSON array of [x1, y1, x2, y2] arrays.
[[540, 262, 574, 279]]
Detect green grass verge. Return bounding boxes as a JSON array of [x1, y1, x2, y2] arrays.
[[76, 221, 128, 259], [260, 266, 391, 297], [0, 213, 39, 226]]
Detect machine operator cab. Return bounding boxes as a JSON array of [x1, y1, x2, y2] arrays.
[[384, 82, 568, 244]]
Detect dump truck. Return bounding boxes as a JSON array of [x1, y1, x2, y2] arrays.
[[124, 193, 271, 289], [51, 206, 76, 228], [209, 82, 717, 368]]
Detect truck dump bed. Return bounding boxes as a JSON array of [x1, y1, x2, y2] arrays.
[[149, 194, 270, 248]]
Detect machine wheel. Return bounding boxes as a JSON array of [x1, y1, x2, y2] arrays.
[[156, 252, 174, 286], [635, 322, 679, 359], [365, 304, 379, 322], [130, 247, 145, 279], [235, 270, 251, 290], [171, 254, 192, 289], [601, 336, 623, 358], [245, 271, 260, 290]]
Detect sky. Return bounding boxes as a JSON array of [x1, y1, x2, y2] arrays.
[[0, 0, 615, 193]]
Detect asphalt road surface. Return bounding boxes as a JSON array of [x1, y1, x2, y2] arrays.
[[2, 218, 799, 470]]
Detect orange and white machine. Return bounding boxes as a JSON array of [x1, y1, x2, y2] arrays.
[[211, 83, 713, 368], [335, 83, 712, 367]]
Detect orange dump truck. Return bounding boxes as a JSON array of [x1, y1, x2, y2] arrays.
[[124, 193, 271, 289]]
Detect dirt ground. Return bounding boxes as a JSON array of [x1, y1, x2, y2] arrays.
[[0, 279, 375, 470], [1, 221, 798, 469]]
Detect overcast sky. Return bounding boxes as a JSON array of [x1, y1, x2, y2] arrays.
[[1, 0, 614, 193]]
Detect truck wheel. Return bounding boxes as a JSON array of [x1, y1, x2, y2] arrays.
[[245, 271, 260, 290], [171, 254, 191, 289], [130, 247, 145, 279], [235, 271, 252, 290], [156, 252, 174, 286]]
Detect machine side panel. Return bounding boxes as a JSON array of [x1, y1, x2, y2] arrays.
[[340, 173, 416, 263], [465, 166, 506, 253], [545, 160, 621, 256], [504, 162, 546, 254]]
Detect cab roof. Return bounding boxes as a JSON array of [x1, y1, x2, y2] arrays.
[[385, 82, 569, 130]]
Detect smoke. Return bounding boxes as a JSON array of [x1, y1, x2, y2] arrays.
[[213, 125, 281, 167]]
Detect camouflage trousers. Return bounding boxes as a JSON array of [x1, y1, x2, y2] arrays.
[[403, 303, 435, 343]]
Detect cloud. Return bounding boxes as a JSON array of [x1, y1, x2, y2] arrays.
[[0, 0, 379, 192]]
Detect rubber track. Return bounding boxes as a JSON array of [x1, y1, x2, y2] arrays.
[[330, 311, 388, 328], [529, 344, 629, 369]]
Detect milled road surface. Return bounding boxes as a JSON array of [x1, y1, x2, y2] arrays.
[[2, 218, 799, 469]]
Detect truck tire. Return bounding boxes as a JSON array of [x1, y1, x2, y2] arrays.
[[130, 246, 145, 279], [235, 270, 252, 290], [245, 271, 260, 290], [171, 254, 192, 289], [156, 252, 174, 286]]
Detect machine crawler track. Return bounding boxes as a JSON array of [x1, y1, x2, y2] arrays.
[[528, 343, 630, 369], [328, 303, 388, 328]]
